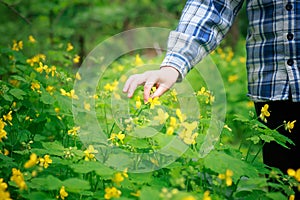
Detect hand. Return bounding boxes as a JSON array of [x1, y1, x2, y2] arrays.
[[122, 66, 179, 102]]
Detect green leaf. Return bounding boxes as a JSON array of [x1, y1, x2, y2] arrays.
[[259, 134, 275, 143], [139, 186, 160, 200], [247, 135, 260, 144], [41, 141, 65, 156], [71, 161, 114, 175], [265, 192, 287, 200], [30, 175, 63, 190], [204, 151, 259, 182], [2, 93, 13, 102], [9, 88, 26, 100], [40, 91, 55, 104], [10, 75, 27, 82], [22, 192, 55, 200], [63, 178, 90, 193]]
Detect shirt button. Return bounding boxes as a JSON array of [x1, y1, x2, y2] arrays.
[[287, 59, 294, 66], [287, 33, 294, 40], [286, 3, 293, 11]]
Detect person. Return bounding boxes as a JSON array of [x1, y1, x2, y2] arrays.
[[123, 0, 300, 196]]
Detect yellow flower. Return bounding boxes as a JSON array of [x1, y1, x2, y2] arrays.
[[104, 81, 119, 92], [176, 109, 186, 123], [284, 120, 296, 133], [203, 190, 212, 200], [0, 149, 9, 156], [84, 145, 98, 161], [46, 86, 55, 95], [38, 155, 52, 168], [0, 119, 7, 142], [134, 54, 144, 66], [24, 153, 38, 168], [259, 104, 270, 123], [60, 89, 68, 96], [218, 169, 234, 186], [73, 54, 80, 64], [178, 121, 198, 145], [135, 96, 142, 109], [12, 40, 23, 51], [0, 178, 12, 200], [170, 89, 178, 101], [3, 111, 12, 125], [112, 172, 124, 185], [28, 35, 36, 43], [48, 65, 57, 77], [84, 102, 91, 111], [287, 168, 300, 182], [289, 194, 295, 200], [69, 89, 79, 100], [182, 195, 196, 200], [239, 56, 246, 63], [59, 186, 68, 200], [68, 126, 80, 136], [66, 43, 74, 51], [228, 74, 238, 83], [166, 126, 174, 135], [26, 54, 46, 66], [75, 72, 81, 80], [31, 82, 41, 93], [147, 97, 161, 109], [116, 132, 125, 144], [10, 168, 27, 190], [153, 108, 169, 124], [104, 186, 121, 199]]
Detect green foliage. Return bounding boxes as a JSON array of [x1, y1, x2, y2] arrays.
[[0, 36, 298, 200]]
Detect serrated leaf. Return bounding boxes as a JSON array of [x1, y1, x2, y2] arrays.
[[204, 151, 258, 182], [9, 88, 26, 100], [2, 94, 13, 102], [247, 135, 260, 144], [41, 141, 65, 156], [259, 134, 275, 143]]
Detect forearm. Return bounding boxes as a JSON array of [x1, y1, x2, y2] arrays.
[[161, 0, 245, 80]]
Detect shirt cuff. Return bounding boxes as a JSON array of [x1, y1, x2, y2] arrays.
[[160, 52, 190, 82]]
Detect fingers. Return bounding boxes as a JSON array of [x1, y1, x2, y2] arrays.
[[143, 81, 155, 103], [151, 84, 170, 99], [122, 74, 146, 98]]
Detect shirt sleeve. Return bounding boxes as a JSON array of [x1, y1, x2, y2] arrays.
[[161, 0, 245, 81]]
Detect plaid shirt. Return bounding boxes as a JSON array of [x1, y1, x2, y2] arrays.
[[161, 0, 300, 102]]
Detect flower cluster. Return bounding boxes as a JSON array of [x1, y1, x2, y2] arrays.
[[24, 153, 52, 169], [112, 168, 128, 186], [104, 186, 121, 199], [10, 168, 27, 190], [0, 178, 11, 200], [83, 145, 98, 161], [218, 169, 234, 186]]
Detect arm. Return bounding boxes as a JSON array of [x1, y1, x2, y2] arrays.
[[123, 0, 245, 101]]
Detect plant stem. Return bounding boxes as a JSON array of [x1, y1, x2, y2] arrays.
[[251, 142, 265, 164]]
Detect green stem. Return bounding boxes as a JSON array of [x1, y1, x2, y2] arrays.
[[251, 142, 265, 164], [245, 142, 253, 162]]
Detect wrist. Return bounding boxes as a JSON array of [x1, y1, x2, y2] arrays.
[[160, 66, 180, 79]]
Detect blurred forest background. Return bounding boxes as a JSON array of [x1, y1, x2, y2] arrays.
[[0, 0, 248, 63]]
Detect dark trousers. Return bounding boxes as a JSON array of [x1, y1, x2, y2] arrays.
[[254, 100, 300, 196]]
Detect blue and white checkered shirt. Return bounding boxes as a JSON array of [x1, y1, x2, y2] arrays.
[[161, 0, 300, 102]]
